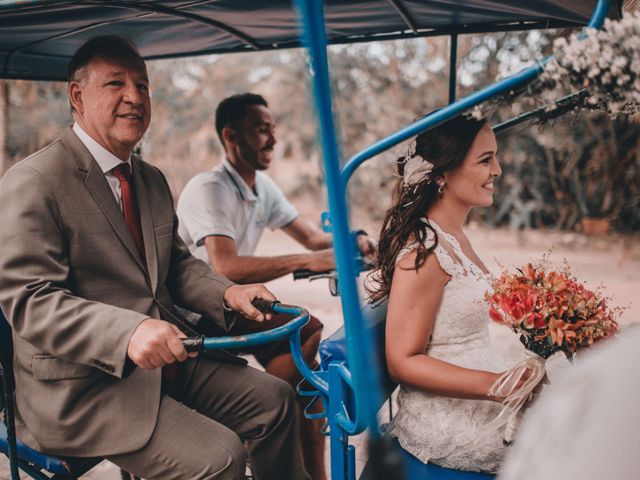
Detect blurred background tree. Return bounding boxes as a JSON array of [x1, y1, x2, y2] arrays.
[[1, 29, 638, 234]]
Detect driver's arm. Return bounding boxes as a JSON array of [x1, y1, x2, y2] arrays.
[[282, 217, 332, 250], [204, 235, 334, 283]]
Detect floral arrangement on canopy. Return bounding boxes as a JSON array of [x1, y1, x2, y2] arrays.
[[537, 12, 640, 116], [470, 12, 640, 121]]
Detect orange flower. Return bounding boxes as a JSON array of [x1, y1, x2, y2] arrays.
[[489, 306, 505, 324], [547, 317, 585, 347], [522, 263, 540, 282], [487, 260, 619, 360]]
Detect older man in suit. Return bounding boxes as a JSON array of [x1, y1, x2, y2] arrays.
[[0, 36, 308, 480]]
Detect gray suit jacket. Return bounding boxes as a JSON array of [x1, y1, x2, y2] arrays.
[[0, 127, 239, 457]]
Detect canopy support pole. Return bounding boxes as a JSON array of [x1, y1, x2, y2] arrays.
[[294, 0, 384, 439], [449, 33, 458, 104]]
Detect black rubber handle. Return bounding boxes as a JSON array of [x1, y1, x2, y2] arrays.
[[293, 269, 332, 280], [251, 298, 280, 313], [181, 335, 205, 353]]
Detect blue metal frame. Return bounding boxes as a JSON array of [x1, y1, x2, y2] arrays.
[[295, 0, 384, 440], [449, 33, 458, 105], [1, 303, 312, 480], [195, 302, 329, 395], [492, 90, 590, 134], [293, 0, 610, 478]]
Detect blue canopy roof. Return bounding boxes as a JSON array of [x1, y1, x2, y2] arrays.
[[0, 0, 605, 81]]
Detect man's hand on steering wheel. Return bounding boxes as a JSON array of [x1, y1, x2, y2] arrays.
[[223, 284, 278, 322]]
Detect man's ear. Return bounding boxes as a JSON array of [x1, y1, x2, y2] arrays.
[[222, 126, 238, 148], [68, 82, 84, 115]]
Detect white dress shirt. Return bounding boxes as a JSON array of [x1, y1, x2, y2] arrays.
[[72, 123, 131, 211]]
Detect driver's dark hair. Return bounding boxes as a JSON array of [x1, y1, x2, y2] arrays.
[[215, 93, 269, 147], [68, 35, 141, 83]]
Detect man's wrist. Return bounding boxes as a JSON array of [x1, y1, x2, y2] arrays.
[[222, 284, 236, 311], [295, 253, 312, 271]]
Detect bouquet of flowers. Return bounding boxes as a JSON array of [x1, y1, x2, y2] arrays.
[[484, 260, 620, 444]]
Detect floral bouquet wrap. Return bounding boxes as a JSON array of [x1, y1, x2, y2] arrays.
[[484, 261, 620, 444]]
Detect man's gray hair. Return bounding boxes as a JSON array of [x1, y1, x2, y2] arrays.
[[67, 36, 143, 111]]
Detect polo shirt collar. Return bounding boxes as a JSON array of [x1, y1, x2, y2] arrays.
[[222, 157, 257, 202], [73, 123, 131, 173]]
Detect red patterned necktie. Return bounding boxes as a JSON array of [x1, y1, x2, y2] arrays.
[[114, 163, 177, 379], [112, 163, 146, 260]]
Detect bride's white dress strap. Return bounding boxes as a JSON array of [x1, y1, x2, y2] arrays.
[[396, 224, 463, 278]]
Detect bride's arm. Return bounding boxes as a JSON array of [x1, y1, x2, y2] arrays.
[[386, 250, 502, 402]]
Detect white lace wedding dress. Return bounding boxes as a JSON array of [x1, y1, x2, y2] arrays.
[[387, 220, 507, 473]]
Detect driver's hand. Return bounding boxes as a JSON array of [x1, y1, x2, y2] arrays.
[[356, 234, 377, 263], [127, 319, 194, 370], [306, 248, 335, 272], [223, 284, 277, 322]]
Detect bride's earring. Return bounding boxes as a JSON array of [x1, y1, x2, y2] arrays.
[[437, 180, 446, 194]]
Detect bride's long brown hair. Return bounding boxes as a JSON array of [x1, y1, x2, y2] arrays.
[[367, 114, 487, 303]]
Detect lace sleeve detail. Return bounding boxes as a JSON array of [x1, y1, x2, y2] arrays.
[[397, 228, 465, 278], [396, 242, 418, 265], [396, 226, 436, 265], [432, 247, 465, 278]]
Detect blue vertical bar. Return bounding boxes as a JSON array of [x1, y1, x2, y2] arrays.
[[293, 0, 383, 437], [347, 445, 357, 480], [328, 363, 349, 480]]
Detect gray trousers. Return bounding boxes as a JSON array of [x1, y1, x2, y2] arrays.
[[107, 357, 309, 480]]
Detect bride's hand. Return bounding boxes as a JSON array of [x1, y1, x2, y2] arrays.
[[485, 368, 548, 403], [526, 372, 549, 405]]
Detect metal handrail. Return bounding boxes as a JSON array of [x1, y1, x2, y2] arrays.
[[492, 90, 590, 134], [181, 301, 329, 395]]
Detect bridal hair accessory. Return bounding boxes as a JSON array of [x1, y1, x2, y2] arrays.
[[402, 153, 434, 187], [480, 259, 620, 445]]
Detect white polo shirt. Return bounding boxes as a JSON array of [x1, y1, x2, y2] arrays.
[[177, 158, 299, 263]]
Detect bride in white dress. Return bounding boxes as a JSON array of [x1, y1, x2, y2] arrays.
[[368, 114, 526, 474]]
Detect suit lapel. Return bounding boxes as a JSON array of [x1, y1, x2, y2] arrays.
[[61, 128, 148, 274], [132, 157, 159, 293]]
